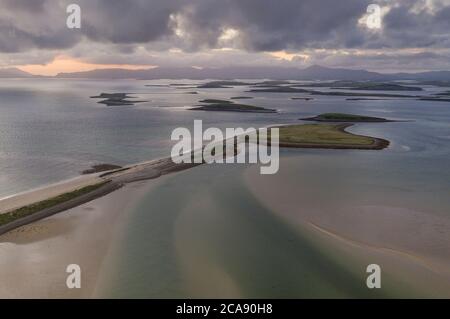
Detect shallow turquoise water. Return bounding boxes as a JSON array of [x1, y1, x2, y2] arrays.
[[101, 163, 390, 298]]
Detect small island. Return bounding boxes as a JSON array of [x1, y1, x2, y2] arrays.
[[300, 113, 394, 122], [248, 86, 416, 98], [230, 96, 254, 100], [248, 87, 311, 93], [90, 93, 147, 106], [271, 123, 389, 150], [418, 97, 450, 102], [197, 81, 250, 88], [346, 98, 389, 101], [190, 99, 277, 113], [292, 81, 423, 91]]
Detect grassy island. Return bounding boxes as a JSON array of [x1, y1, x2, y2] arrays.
[[197, 81, 250, 88], [90, 93, 147, 106], [190, 99, 277, 113], [301, 113, 393, 122], [273, 124, 389, 150], [292, 81, 422, 91]]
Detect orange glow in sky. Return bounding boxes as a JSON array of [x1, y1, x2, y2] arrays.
[[17, 55, 152, 76]]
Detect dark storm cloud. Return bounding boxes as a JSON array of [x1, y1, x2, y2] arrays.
[[79, 0, 182, 43], [375, 1, 450, 49], [0, 0, 80, 52], [0, 0, 449, 55]]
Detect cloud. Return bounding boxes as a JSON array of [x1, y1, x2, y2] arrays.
[[0, 0, 449, 71]]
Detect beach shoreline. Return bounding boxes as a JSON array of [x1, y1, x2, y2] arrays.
[[0, 122, 389, 236]]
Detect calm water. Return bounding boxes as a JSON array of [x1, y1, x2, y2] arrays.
[[0, 78, 278, 198], [1, 78, 450, 297], [1, 78, 449, 199]]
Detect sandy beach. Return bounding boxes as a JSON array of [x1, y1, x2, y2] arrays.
[[0, 175, 102, 214], [0, 154, 449, 298], [0, 135, 449, 297], [0, 176, 168, 298]]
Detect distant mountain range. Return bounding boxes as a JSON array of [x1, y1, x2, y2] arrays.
[[0, 68, 35, 78], [3, 65, 450, 81]]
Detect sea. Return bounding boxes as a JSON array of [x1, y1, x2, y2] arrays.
[[1, 78, 449, 297]]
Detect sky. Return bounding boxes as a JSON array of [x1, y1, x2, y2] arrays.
[[0, 0, 449, 75]]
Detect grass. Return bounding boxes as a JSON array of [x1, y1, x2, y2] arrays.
[[0, 181, 109, 227], [276, 124, 374, 146], [312, 113, 387, 121], [192, 99, 276, 113]]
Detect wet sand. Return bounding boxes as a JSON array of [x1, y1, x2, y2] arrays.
[[1, 156, 449, 298], [243, 156, 450, 297], [0, 178, 165, 298]]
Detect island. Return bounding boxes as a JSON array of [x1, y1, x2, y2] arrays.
[[340, 83, 422, 91], [230, 96, 254, 100], [90, 93, 147, 106], [346, 98, 389, 101], [272, 123, 389, 150], [291, 81, 423, 91], [418, 97, 450, 102], [300, 113, 394, 122], [248, 87, 311, 93], [197, 81, 251, 88], [248, 86, 416, 98], [190, 99, 277, 113]]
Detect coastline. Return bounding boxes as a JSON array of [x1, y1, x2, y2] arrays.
[[0, 122, 389, 236], [0, 177, 169, 298], [277, 124, 390, 150], [0, 156, 202, 236], [1, 147, 449, 297]]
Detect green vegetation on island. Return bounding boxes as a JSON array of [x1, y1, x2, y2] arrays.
[[190, 99, 277, 113], [309, 91, 416, 98], [248, 87, 311, 93], [418, 97, 450, 102], [301, 113, 393, 122], [197, 81, 251, 88], [231, 96, 254, 100], [272, 124, 389, 150], [90, 93, 147, 106], [248, 86, 416, 98], [292, 81, 422, 91]]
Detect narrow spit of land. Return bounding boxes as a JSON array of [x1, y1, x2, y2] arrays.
[[0, 120, 390, 235]]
